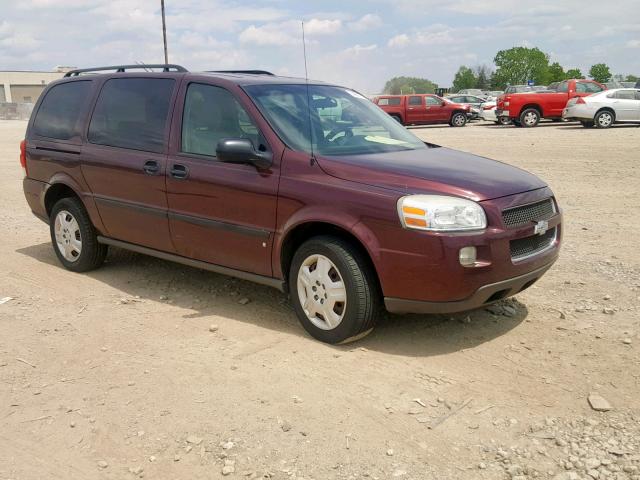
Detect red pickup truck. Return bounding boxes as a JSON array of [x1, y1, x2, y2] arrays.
[[374, 94, 471, 127], [496, 79, 606, 127]]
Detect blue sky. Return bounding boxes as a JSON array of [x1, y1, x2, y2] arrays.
[[1, 0, 638, 93]]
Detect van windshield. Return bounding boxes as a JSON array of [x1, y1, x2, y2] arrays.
[[244, 84, 426, 156]]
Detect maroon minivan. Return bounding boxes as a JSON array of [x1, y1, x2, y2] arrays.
[[21, 64, 562, 344]]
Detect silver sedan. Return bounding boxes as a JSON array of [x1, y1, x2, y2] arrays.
[[563, 88, 640, 128]]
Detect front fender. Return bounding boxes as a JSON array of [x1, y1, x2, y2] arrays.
[[272, 205, 382, 280]]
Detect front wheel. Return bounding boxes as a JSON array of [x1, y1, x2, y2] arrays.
[[519, 108, 540, 127], [50, 197, 107, 272], [497, 116, 512, 125], [594, 110, 614, 129], [289, 236, 380, 344], [450, 112, 467, 127]]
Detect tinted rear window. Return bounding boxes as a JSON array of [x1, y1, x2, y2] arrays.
[[88, 78, 175, 153], [33, 81, 92, 140]]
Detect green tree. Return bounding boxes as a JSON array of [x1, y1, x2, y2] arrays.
[[382, 76, 438, 95], [589, 63, 612, 83], [547, 62, 566, 82], [451, 66, 477, 92], [565, 68, 584, 79], [624, 74, 638, 83], [474, 65, 492, 90], [492, 46, 550, 89]]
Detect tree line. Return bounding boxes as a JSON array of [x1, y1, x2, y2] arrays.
[[382, 46, 638, 94]]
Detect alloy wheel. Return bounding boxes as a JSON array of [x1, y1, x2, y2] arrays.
[[296, 254, 347, 330], [524, 111, 538, 126], [54, 210, 82, 262], [598, 112, 612, 128]]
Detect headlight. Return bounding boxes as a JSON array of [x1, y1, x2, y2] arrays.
[[397, 195, 487, 231]]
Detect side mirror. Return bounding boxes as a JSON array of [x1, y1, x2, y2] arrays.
[[216, 138, 272, 170]]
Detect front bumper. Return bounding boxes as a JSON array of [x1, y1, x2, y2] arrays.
[[385, 260, 555, 314]]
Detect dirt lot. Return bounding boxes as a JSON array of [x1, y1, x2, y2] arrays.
[[1, 119, 638, 480]]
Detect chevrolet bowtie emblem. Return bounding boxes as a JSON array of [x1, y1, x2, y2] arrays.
[[533, 220, 549, 236]]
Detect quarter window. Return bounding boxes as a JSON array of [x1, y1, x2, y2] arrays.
[[181, 83, 260, 158], [408, 96, 422, 106], [33, 81, 92, 140], [88, 78, 175, 153]]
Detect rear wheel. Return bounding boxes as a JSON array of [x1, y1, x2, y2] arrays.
[[519, 108, 540, 128], [594, 110, 614, 129], [581, 120, 595, 128], [289, 236, 380, 344], [450, 112, 467, 127], [50, 197, 107, 272], [498, 116, 512, 125], [390, 114, 403, 125]]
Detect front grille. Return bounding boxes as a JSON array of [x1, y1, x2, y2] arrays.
[[502, 198, 555, 228], [510, 228, 557, 260]]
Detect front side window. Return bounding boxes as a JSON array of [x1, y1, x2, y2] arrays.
[[449, 96, 464, 103], [33, 81, 92, 140], [244, 84, 426, 156], [426, 96, 441, 106], [88, 78, 175, 153], [181, 83, 260, 158]]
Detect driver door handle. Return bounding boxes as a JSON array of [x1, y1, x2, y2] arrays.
[[143, 160, 159, 175]]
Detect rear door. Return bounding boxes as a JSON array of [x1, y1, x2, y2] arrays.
[[609, 90, 639, 121], [81, 76, 178, 252], [405, 95, 426, 123], [165, 81, 279, 276]]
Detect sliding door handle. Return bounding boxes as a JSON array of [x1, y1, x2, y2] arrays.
[[170, 164, 189, 179]]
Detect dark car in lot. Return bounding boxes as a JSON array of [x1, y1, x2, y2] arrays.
[[21, 64, 562, 343]]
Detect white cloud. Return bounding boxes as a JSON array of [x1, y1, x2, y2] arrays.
[[343, 44, 378, 55], [387, 34, 410, 48], [239, 24, 297, 46], [304, 18, 342, 35], [348, 14, 382, 32]]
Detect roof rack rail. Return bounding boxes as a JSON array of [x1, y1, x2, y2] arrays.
[[64, 64, 188, 77], [209, 70, 275, 76]]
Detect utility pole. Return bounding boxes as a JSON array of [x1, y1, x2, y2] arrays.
[[161, 0, 168, 64]]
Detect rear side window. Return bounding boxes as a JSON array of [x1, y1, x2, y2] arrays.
[[408, 96, 422, 106], [576, 82, 603, 94], [33, 81, 92, 140], [88, 78, 175, 153], [557, 82, 569, 93], [377, 97, 401, 106]]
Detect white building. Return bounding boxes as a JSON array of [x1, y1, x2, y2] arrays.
[[0, 67, 75, 103]]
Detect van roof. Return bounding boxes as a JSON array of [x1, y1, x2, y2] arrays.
[[62, 64, 332, 87]]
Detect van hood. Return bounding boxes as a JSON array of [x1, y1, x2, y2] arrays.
[[315, 145, 547, 202]]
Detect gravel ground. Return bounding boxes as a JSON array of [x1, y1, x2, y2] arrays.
[[0, 119, 638, 480]]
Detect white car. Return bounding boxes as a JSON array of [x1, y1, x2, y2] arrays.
[[480, 101, 511, 125], [563, 88, 640, 128]]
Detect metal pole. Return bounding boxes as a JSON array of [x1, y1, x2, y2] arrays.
[[161, 0, 168, 64]]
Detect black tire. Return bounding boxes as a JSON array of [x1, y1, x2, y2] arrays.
[[594, 110, 614, 129], [498, 116, 512, 125], [581, 120, 595, 128], [519, 108, 540, 128], [450, 112, 467, 127], [512, 120, 522, 127], [289, 236, 380, 344], [49, 197, 107, 272], [390, 114, 403, 125]]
